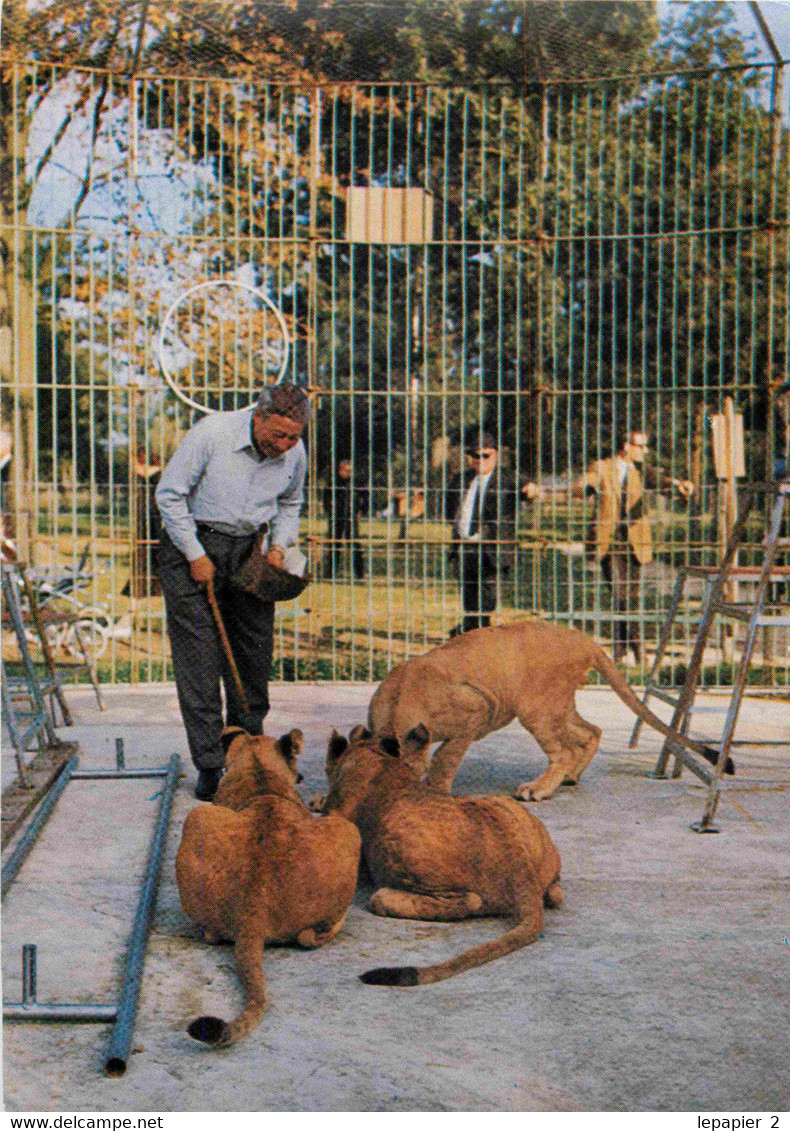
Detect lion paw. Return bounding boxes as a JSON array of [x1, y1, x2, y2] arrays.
[[544, 881, 564, 909], [369, 891, 393, 917], [203, 929, 230, 945], [513, 783, 549, 803]]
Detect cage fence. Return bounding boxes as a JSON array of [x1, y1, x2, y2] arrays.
[[1, 59, 788, 687]]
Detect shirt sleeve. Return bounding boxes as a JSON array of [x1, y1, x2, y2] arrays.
[[154, 422, 213, 562], [573, 463, 601, 497], [643, 463, 676, 493], [269, 446, 307, 548]]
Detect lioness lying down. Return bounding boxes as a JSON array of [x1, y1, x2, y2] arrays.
[[368, 620, 733, 801], [324, 725, 562, 986], [176, 727, 361, 1047]]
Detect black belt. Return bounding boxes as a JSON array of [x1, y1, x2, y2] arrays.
[[196, 522, 256, 539]]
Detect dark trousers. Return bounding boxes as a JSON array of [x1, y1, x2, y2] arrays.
[[158, 527, 275, 771], [324, 520, 364, 579], [457, 544, 497, 633], [601, 543, 643, 658]]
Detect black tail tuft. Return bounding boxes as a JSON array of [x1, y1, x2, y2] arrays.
[[701, 745, 735, 775], [188, 1015, 229, 1045], [360, 966, 419, 987]]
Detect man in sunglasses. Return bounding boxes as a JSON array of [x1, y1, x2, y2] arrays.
[[445, 430, 538, 636], [573, 430, 693, 665]]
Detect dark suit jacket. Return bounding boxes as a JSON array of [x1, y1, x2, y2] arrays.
[[573, 458, 676, 565], [445, 469, 525, 572], [323, 482, 368, 539]]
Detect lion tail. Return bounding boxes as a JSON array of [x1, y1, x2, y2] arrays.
[[187, 924, 267, 1048], [592, 644, 735, 775], [360, 891, 544, 988]]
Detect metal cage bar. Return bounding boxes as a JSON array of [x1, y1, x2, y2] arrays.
[[1, 62, 787, 688]]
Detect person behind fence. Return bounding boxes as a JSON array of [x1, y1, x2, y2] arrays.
[[446, 430, 538, 637], [123, 448, 162, 598], [323, 458, 367, 580], [0, 426, 16, 563], [376, 487, 426, 540], [156, 383, 311, 800], [572, 429, 693, 666]]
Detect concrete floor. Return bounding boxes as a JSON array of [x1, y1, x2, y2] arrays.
[[2, 680, 789, 1113]]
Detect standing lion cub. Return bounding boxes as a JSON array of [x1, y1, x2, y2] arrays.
[[368, 620, 733, 800]]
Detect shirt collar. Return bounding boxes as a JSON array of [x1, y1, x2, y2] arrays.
[[233, 408, 257, 453], [231, 407, 282, 462], [235, 407, 296, 464], [471, 470, 492, 490]]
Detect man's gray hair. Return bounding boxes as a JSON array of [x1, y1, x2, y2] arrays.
[[255, 383, 312, 425]]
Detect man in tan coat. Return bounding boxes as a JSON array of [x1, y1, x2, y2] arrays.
[[573, 431, 693, 664]]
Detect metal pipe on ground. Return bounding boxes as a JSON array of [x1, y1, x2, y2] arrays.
[[2, 753, 181, 1077], [104, 752, 180, 1078], [1, 755, 79, 899], [71, 769, 173, 780], [4, 945, 117, 1023]]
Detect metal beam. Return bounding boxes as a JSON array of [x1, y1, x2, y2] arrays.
[[749, 2, 784, 65], [2, 754, 181, 1079]]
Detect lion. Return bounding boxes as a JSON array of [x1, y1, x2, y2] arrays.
[[176, 726, 361, 1047], [368, 620, 733, 801], [323, 724, 563, 986]]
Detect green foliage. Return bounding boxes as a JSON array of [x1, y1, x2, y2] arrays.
[[0, 0, 659, 82], [3, 1, 785, 656], [655, 1, 759, 71]]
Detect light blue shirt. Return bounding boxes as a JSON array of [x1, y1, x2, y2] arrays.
[[155, 407, 307, 562]]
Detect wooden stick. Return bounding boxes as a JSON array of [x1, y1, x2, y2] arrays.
[[205, 577, 251, 718]]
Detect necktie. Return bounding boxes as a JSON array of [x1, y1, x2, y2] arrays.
[[468, 479, 481, 537], [620, 470, 629, 519], [618, 467, 632, 544]]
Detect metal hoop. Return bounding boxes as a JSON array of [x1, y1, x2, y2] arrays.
[[157, 279, 291, 414]]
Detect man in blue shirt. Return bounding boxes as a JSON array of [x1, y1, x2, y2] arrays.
[[156, 383, 311, 800]]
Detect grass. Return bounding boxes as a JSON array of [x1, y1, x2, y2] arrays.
[[11, 503, 787, 689]]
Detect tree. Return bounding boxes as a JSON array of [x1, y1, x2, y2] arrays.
[[3, 0, 777, 525]]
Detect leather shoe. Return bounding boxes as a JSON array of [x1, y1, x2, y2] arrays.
[[196, 768, 222, 801]]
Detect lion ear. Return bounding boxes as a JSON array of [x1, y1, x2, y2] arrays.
[[401, 724, 430, 760], [327, 730, 348, 763], [277, 729, 304, 769], [221, 726, 247, 754], [378, 736, 400, 759]]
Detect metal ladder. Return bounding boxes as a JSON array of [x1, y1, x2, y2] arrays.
[[630, 482, 790, 831], [18, 564, 105, 715], [1, 563, 62, 788]]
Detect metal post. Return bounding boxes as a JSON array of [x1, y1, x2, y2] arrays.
[[4, 944, 117, 1023], [23, 943, 36, 1004]]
